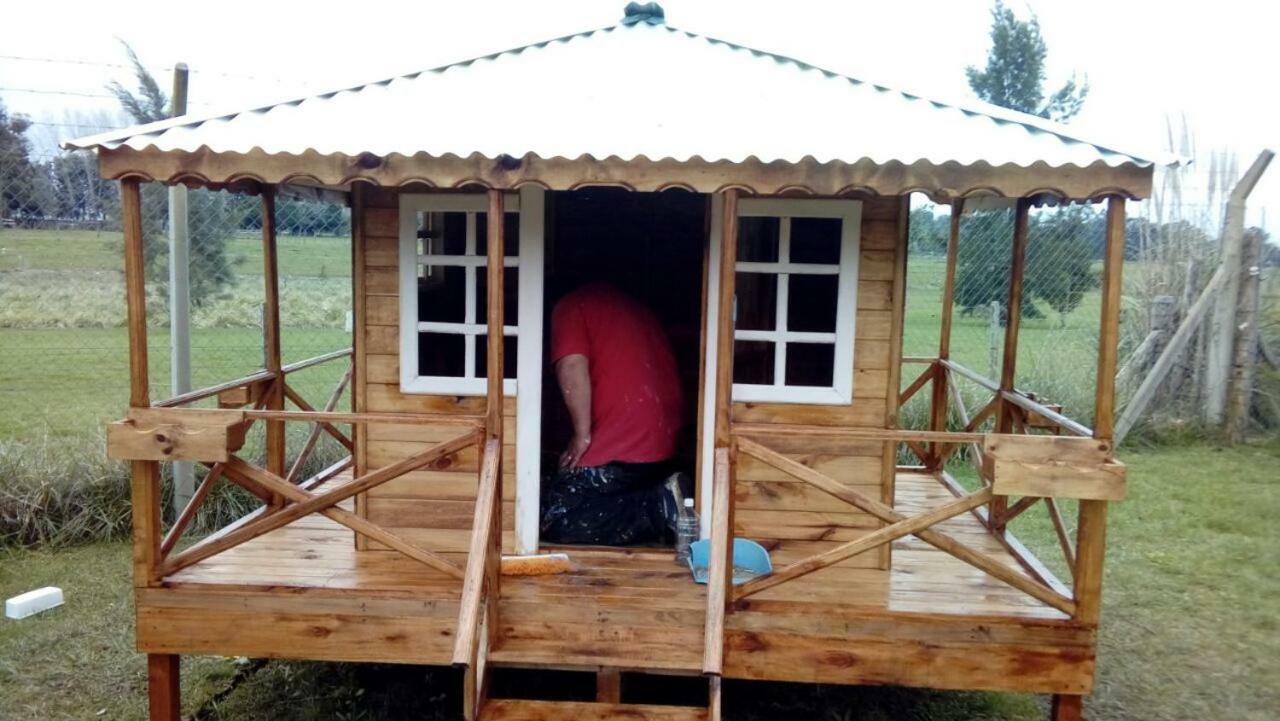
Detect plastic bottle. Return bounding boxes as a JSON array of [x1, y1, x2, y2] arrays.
[[675, 498, 699, 566]]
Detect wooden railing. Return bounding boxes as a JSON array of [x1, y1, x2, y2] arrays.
[[902, 356, 1124, 605], [108, 348, 489, 586]]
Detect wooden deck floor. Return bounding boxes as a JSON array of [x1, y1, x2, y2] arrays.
[[146, 471, 1093, 694]]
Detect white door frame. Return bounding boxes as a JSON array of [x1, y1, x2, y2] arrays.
[[513, 186, 545, 555]]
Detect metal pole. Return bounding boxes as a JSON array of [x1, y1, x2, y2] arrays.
[[167, 63, 193, 516]]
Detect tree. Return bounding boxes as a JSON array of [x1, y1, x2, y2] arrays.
[[966, 1, 1089, 122], [0, 99, 47, 221], [908, 206, 949, 255], [953, 206, 1102, 324], [108, 42, 244, 306]]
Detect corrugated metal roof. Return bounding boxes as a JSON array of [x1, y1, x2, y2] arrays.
[[65, 17, 1155, 173]]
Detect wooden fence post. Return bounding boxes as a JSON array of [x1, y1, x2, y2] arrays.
[[1205, 150, 1273, 425], [1226, 227, 1265, 442]]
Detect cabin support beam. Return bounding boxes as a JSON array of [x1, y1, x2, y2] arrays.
[[930, 199, 964, 468], [1075, 197, 1124, 625], [992, 198, 1031, 530], [351, 185, 369, 545], [122, 178, 164, 590], [147, 654, 181, 721], [260, 187, 285, 504], [704, 188, 739, 676], [126, 179, 181, 721]]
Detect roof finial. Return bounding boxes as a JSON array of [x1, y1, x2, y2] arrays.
[[622, 2, 665, 25]]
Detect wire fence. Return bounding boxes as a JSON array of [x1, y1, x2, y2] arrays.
[[2, 146, 1275, 450], [1, 149, 353, 454]]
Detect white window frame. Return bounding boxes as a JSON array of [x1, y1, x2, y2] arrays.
[[730, 197, 861, 405], [398, 189, 546, 556], [699, 196, 862, 535], [398, 192, 523, 397]]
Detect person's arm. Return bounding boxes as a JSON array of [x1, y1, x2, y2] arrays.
[[555, 353, 592, 469]]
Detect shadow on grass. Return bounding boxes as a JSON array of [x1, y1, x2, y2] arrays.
[[200, 662, 1044, 721]]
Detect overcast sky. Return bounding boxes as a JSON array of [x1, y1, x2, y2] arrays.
[[4, 0, 1276, 234]]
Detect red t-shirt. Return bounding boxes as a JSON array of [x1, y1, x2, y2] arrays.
[[550, 283, 683, 468]]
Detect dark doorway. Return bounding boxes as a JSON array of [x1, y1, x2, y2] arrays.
[[540, 188, 707, 483]]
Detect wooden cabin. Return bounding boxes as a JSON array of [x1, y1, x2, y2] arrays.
[[70, 5, 1151, 720]]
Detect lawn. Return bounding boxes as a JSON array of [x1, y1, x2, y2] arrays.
[[0, 327, 351, 438], [0, 228, 351, 278], [2, 438, 1275, 720]]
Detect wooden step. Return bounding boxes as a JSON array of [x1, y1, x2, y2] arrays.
[[487, 636, 704, 674], [481, 699, 708, 721]]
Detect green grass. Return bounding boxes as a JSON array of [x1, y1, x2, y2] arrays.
[[2, 439, 1275, 719], [0, 327, 351, 437], [0, 228, 351, 278]]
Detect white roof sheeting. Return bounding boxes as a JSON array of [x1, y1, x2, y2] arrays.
[[67, 19, 1155, 168]]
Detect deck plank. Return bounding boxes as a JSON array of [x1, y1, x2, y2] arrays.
[[144, 471, 1088, 690]]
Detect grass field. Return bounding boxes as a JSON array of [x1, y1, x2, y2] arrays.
[[1, 229, 1119, 440], [2, 438, 1275, 720], [0, 228, 351, 278]]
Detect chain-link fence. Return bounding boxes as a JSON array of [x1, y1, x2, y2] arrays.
[[902, 183, 1277, 437], [3, 148, 1274, 448], [1, 148, 352, 449]]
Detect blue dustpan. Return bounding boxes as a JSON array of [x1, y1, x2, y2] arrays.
[[688, 538, 772, 585]]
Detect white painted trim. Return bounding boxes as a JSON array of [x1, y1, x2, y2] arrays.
[[416, 255, 519, 267], [399, 190, 545, 555], [736, 261, 840, 275], [416, 322, 518, 335], [735, 330, 837, 343], [699, 196, 864, 534], [399, 193, 522, 398], [514, 186, 545, 555]]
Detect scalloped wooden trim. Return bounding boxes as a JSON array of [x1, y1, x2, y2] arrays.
[[96, 148, 1152, 201]]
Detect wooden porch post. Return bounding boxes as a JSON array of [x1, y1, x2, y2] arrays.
[[703, 188, 739, 676], [122, 178, 163, 588], [124, 178, 181, 721], [1077, 196, 1123, 621], [484, 187, 505, 613], [929, 198, 964, 468], [713, 189, 739, 450], [261, 187, 286, 496], [992, 198, 1031, 530], [351, 184, 368, 547], [1052, 196, 1124, 721], [147, 654, 181, 721]]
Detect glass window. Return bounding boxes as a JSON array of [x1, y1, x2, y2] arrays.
[[729, 199, 860, 404], [401, 196, 521, 395]]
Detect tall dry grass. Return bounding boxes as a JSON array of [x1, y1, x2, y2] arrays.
[[0, 428, 347, 548]]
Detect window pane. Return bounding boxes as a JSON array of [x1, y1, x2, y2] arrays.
[[790, 217, 842, 264], [418, 332, 465, 377], [475, 335, 518, 379], [733, 340, 774, 385], [785, 342, 835, 387], [735, 272, 776, 331], [476, 267, 519, 323], [737, 216, 780, 262], [421, 211, 465, 255], [476, 212, 520, 257], [417, 265, 466, 323], [788, 274, 838, 332]]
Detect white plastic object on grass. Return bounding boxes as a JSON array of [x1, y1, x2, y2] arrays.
[[5, 586, 64, 619]]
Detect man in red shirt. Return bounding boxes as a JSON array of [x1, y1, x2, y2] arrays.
[[540, 281, 688, 545]]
